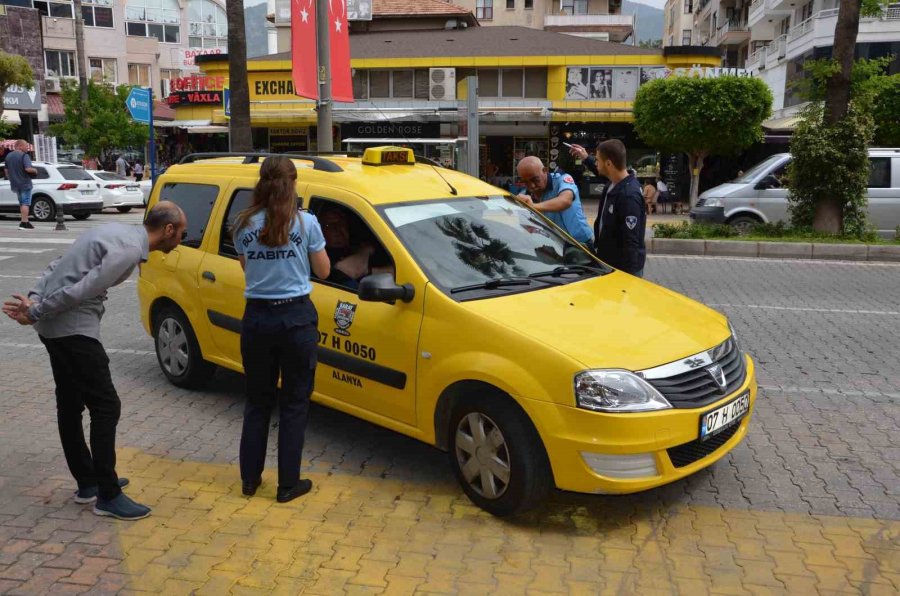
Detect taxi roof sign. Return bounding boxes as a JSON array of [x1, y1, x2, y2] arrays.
[[362, 146, 415, 166]]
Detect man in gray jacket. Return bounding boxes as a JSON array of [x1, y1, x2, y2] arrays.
[[3, 202, 186, 520]]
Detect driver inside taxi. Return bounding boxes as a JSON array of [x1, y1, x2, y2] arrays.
[[318, 205, 394, 288]]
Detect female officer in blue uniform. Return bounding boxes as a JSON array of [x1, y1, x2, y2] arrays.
[[233, 156, 330, 503]]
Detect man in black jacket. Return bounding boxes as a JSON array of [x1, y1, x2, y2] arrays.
[[569, 140, 646, 277]]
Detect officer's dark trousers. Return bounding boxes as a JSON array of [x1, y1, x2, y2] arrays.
[[239, 298, 318, 490], [40, 335, 122, 500]]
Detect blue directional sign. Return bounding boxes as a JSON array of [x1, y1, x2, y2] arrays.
[[223, 87, 231, 119], [125, 86, 152, 124]]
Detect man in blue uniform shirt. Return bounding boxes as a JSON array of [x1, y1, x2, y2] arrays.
[[514, 156, 593, 245]]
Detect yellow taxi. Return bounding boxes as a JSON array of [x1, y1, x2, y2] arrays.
[[139, 147, 757, 516]]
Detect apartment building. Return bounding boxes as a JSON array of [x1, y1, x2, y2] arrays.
[[663, 0, 750, 66], [666, 0, 900, 121], [444, 0, 635, 42], [267, 0, 635, 51], [746, 0, 900, 119], [5, 0, 230, 130]]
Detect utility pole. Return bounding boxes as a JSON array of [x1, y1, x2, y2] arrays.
[[465, 76, 479, 178], [316, 0, 333, 152]]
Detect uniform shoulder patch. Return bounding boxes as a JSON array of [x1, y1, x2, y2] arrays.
[[562, 175, 575, 184]]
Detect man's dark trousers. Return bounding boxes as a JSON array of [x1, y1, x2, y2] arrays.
[[39, 335, 122, 500]]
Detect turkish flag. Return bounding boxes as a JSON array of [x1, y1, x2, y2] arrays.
[[330, 0, 353, 102], [291, 0, 318, 100]]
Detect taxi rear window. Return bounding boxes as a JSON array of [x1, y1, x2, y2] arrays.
[[159, 182, 219, 248]]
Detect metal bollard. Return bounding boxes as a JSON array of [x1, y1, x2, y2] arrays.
[[54, 202, 66, 231]]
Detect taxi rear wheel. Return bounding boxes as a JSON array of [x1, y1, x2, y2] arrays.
[[448, 395, 552, 517], [153, 306, 215, 388]]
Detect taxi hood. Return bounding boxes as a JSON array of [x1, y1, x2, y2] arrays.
[[462, 272, 730, 372]]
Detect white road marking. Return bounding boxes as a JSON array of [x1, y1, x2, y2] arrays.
[[759, 385, 900, 399], [0, 342, 153, 356], [708, 303, 900, 316], [650, 254, 900, 267], [0, 237, 75, 245], [0, 256, 11, 262], [0, 247, 52, 254]]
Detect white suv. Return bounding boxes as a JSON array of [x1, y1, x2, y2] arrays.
[[0, 161, 103, 222]]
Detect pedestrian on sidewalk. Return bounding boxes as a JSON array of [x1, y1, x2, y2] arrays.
[[5, 140, 38, 230], [232, 156, 330, 504], [569, 140, 646, 277], [2, 201, 187, 520], [514, 156, 594, 246], [115, 154, 128, 178], [133, 161, 144, 182]]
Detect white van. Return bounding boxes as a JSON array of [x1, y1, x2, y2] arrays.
[[690, 149, 900, 236]]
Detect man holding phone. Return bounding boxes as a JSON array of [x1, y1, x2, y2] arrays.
[[6, 140, 38, 230]]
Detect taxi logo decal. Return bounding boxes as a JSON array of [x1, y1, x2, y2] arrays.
[[626, 215, 638, 230], [334, 300, 357, 336], [563, 174, 574, 184]]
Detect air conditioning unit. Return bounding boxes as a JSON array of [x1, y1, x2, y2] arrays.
[[429, 68, 456, 101], [45, 77, 62, 93], [161, 79, 173, 98]]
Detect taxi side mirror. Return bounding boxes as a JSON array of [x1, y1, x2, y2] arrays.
[[358, 273, 415, 304]]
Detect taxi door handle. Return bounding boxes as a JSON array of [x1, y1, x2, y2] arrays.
[[202, 271, 216, 282]]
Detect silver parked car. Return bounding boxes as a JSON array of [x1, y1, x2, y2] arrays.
[[690, 149, 900, 236]]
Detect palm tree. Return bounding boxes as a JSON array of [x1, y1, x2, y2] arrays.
[[226, 0, 252, 151]]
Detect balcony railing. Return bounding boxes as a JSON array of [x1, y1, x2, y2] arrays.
[[543, 14, 636, 28], [766, 34, 786, 67], [788, 16, 814, 41], [888, 7, 900, 19], [747, 45, 767, 69]]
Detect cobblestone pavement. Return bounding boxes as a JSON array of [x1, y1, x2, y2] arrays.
[[0, 219, 897, 594]]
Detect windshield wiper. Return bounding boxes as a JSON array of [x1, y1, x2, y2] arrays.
[[528, 265, 607, 279], [450, 277, 539, 294]]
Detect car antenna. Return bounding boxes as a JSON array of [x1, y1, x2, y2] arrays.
[[370, 105, 457, 196]]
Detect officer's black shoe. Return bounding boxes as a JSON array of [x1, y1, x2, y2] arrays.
[[242, 478, 262, 497], [276, 479, 313, 503]]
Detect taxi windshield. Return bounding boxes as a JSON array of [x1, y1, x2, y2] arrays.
[[382, 196, 611, 297]]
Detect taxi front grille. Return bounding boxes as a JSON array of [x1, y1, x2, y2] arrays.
[[647, 340, 746, 409], [667, 422, 740, 468]]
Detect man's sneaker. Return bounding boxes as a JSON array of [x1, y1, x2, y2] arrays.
[[18, 222, 34, 230], [93, 493, 151, 520], [276, 479, 313, 503], [73, 478, 130, 504]]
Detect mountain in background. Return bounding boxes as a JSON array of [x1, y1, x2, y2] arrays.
[[624, 0, 665, 46], [245, 2, 269, 58], [242, 1, 665, 58]]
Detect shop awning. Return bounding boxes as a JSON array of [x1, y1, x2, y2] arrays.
[[763, 115, 800, 131], [185, 125, 229, 134], [154, 119, 212, 128], [1, 110, 21, 125], [342, 138, 464, 145]]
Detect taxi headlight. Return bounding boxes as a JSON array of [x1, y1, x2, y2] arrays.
[[574, 370, 672, 413], [728, 321, 742, 355], [703, 197, 724, 207]]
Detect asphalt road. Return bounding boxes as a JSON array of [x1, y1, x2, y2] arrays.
[[0, 210, 897, 593]]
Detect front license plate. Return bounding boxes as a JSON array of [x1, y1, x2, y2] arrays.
[[700, 391, 750, 441]]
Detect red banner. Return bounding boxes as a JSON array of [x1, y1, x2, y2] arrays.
[[330, 0, 353, 103], [291, 0, 318, 100]]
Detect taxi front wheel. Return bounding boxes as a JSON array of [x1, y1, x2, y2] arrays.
[[449, 396, 553, 517], [153, 306, 215, 388]]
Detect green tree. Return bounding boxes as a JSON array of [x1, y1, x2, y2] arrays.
[[870, 75, 900, 146], [788, 103, 873, 238], [633, 76, 772, 206], [638, 39, 662, 49], [0, 50, 35, 128], [50, 81, 148, 160]]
